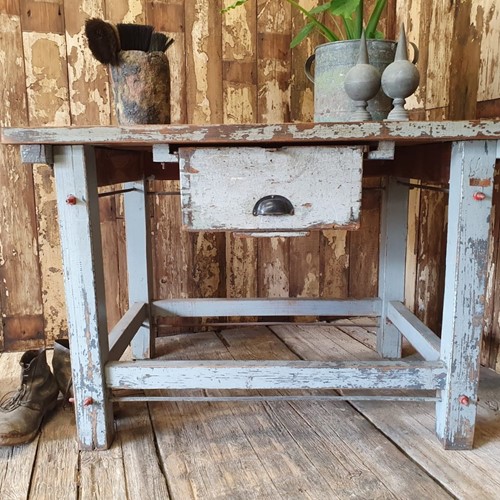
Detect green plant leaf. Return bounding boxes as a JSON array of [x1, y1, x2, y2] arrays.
[[343, 17, 355, 40], [328, 0, 361, 19], [365, 0, 387, 38], [354, 0, 363, 39], [221, 0, 249, 14], [290, 22, 316, 48], [286, 0, 338, 43], [309, 2, 336, 15]]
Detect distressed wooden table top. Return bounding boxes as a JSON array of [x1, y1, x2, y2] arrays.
[[1, 120, 500, 147]]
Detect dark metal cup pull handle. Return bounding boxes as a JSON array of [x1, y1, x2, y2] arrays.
[[253, 195, 294, 216]]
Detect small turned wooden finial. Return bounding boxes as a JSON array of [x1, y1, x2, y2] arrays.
[[343, 31, 382, 121]]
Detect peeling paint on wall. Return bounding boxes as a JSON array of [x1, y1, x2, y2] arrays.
[[23, 33, 70, 126]]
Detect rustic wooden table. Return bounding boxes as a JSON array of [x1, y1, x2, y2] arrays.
[[2, 120, 499, 450]]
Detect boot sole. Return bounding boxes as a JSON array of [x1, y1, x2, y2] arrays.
[[0, 428, 39, 446]]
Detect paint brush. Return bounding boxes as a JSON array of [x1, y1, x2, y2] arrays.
[[84, 18, 121, 65], [117, 23, 154, 51], [148, 32, 175, 53]]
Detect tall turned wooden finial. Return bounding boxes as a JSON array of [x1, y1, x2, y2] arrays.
[[381, 24, 420, 121]]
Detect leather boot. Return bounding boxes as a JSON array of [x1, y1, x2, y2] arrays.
[[52, 339, 73, 401], [0, 348, 59, 446]]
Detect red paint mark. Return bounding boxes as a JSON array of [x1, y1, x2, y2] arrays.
[[83, 397, 94, 406], [473, 192, 486, 201], [459, 395, 470, 406], [66, 194, 77, 205]]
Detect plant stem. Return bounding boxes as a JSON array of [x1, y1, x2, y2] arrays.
[[285, 0, 338, 42], [354, 0, 363, 39]]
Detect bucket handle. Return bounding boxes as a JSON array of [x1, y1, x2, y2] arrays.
[[408, 41, 419, 64], [304, 53, 316, 83], [304, 41, 419, 84]]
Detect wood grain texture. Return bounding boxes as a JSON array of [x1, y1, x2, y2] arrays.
[[474, 0, 500, 102], [1, 0, 500, 379], [63, 0, 111, 126], [5, 121, 500, 145], [23, 24, 71, 344], [145, 2, 189, 334], [223, 0, 258, 318], [288, 2, 321, 320], [483, 160, 500, 367], [115, 402, 171, 499], [414, 188, 447, 334], [148, 327, 451, 499], [349, 179, 382, 298], [319, 229, 349, 298], [0, 11, 44, 350], [53, 145, 114, 449], [5, 327, 500, 496], [271, 323, 498, 498], [185, 0, 223, 124], [256, 0, 292, 306], [79, 444, 128, 498], [28, 406, 79, 500], [436, 141, 497, 449], [184, 0, 226, 323]]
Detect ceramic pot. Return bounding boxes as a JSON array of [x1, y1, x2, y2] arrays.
[[110, 50, 171, 125]]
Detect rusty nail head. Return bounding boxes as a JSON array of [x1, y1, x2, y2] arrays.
[[83, 397, 94, 406], [459, 395, 470, 406], [66, 194, 77, 205], [473, 192, 486, 201]]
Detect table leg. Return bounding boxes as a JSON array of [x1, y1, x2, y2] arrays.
[[53, 145, 114, 450], [377, 176, 409, 358], [124, 180, 154, 359], [436, 140, 497, 449]]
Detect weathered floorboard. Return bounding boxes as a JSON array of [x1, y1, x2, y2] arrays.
[[2, 325, 500, 497], [272, 323, 500, 498]]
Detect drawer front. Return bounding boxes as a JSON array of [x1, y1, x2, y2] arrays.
[[179, 146, 363, 232]]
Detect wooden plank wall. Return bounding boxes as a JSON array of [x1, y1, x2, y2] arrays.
[[0, 1, 499, 368]]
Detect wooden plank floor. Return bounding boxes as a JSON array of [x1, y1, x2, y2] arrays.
[[1, 323, 500, 499]]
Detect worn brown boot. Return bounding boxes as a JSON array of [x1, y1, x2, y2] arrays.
[[0, 348, 59, 446], [52, 339, 73, 401]]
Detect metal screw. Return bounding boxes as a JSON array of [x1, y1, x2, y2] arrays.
[[66, 194, 77, 205], [473, 192, 486, 201], [83, 397, 94, 406], [459, 395, 470, 406]]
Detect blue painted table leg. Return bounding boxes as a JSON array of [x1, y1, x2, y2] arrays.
[[124, 180, 154, 359], [53, 145, 114, 450], [378, 176, 409, 358], [436, 141, 497, 449]]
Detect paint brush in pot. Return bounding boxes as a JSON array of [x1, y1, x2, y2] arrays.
[[84, 18, 121, 65], [148, 32, 175, 53], [117, 23, 154, 51]]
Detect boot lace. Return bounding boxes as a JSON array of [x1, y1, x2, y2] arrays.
[[0, 384, 28, 412]]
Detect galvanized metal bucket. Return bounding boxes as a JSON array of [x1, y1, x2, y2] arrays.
[[110, 50, 171, 125], [305, 39, 417, 122]]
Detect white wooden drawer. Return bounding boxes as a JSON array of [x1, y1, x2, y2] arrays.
[[178, 146, 363, 232]]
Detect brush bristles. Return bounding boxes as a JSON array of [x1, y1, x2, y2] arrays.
[[117, 23, 154, 51], [148, 32, 175, 53], [84, 18, 121, 65]]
